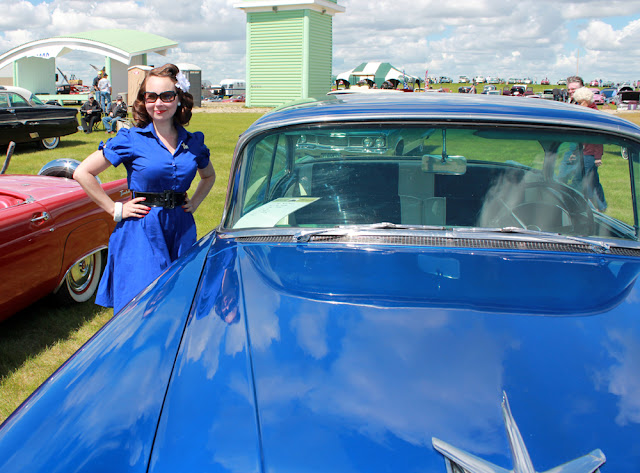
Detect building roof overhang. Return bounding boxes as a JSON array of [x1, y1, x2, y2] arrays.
[[234, 0, 345, 15]]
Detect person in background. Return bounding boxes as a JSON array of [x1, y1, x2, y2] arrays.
[[73, 64, 216, 314], [573, 86, 607, 211], [97, 73, 112, 112], [102, 94, 128, 134], [566, 75, 584, 103], [92, 71, 102, 95], [79, 94, 102, 133]]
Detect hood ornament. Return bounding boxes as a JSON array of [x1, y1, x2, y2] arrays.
[[432, 392, 606, 473]]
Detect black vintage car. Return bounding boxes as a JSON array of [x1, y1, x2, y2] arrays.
[[0, 86, 79, 149]]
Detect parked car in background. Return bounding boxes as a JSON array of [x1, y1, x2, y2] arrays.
[[557, 79, 567, 85], [0, 86, 79, 150], [590, 80, 600, 87], [439, 76, 453, 83], [458, 75, 469, 83], [221, 94, 246, 103], [615, 89, 640, 110], [600, 87, 617, 104], [540, 78, 550, 85], [509, 85, 534, 96], [541, 89, 555, 99], [2, 93, 640, 473], [0, 145, 128, 321], [590, 88, 605, 105], [458, 85, 475, 93], [481, 85, 496, 94], [473, 75, 486, 83], [522, 78, 533, 84]]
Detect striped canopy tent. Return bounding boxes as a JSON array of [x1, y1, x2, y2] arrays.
[[336, 62, 420, 88]]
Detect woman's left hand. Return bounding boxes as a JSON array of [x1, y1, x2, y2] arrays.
[[182, 193, 197, 213]]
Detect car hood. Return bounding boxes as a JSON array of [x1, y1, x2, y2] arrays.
[[0, 175, 81, 201], [1, 236, 638, 472], [150, 238, 640, 473]]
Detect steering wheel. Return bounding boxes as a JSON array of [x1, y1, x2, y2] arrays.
[[485, 181, 595, 235]]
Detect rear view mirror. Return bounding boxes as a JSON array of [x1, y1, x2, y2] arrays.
[[422, 128, 467, 175], [422, 154, 467, 175]]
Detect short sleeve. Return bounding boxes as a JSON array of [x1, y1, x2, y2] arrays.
[[101, 128, 135, 167], [188, 131, 211, 169]]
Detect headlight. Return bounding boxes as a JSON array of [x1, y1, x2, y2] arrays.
[[375, 137, 386, 148], [363, 137, 373, 148]]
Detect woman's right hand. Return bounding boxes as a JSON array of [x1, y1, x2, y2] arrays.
[[122, 197, 150, 219]]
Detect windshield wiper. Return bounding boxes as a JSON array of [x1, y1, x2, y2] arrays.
[[294, 227, 353, 242], [365, 222, 448, 231], [294, 222, 448, 242]]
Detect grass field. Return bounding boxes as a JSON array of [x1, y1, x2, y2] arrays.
[[1, 106, 639, 425]]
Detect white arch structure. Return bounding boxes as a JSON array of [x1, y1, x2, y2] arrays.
[[0, 29, 178, 100]]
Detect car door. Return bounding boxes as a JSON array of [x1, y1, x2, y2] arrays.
[[0, 199, 63, 320], [0, 92, 27, 145], [8, 91, 43, 144]]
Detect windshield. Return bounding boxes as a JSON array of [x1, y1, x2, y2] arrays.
[[30, 94, 45, 106], [224, 123, 640, 242]]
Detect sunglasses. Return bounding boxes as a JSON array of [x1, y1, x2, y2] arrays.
[[144, 90, 178, 104]]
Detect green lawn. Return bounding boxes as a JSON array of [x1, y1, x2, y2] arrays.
[[1, 108, 639, 425]]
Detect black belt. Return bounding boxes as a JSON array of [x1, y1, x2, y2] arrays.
[[132, 191, 186, 209]]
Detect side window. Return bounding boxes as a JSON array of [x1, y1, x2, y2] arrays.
[[0, 94, 8, 108], [8, 93, 29, 108]]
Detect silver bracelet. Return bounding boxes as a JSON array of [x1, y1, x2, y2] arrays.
[[113, 202, 123, 222]]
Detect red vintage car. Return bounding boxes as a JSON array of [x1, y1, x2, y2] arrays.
[[221, 94, 246, 103], [0, 144, 129, 321]]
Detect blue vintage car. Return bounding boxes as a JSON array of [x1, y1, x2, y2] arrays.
[[1, 93, 640, 473]]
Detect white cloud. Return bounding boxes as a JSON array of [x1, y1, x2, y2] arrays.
[[2, 0, 640, 84]]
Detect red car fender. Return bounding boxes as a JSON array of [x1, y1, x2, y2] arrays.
[[57, 219, 112, 285]]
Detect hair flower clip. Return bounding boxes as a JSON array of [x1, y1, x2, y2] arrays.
[[176, 72, 190, 92]]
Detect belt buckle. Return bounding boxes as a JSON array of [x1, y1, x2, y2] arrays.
[[163, 190, 175, 209]]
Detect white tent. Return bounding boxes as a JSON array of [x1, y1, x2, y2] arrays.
[[336, 62, 419, 88]]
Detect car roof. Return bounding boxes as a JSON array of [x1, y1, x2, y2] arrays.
[[242, 93, 640, 144], [0, 85, 32, 97]]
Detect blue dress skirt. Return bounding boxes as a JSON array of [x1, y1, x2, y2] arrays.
[[95, 123, 210, 314]]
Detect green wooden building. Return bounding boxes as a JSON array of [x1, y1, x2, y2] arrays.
[[235, 0, 345, 107]]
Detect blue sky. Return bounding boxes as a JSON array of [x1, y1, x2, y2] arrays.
[[2, 0, 640, 85]]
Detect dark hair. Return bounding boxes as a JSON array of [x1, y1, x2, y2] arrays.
[[132, 63, 193, 128], [566, 75, 584, 86]]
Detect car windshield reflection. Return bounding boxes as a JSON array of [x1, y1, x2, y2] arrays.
[[225, 124, 639, 244]]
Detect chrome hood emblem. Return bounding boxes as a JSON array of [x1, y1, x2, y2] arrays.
[[432, 392, 606, 473]]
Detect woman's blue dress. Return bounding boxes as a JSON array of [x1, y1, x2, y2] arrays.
[[95, 123, 210, 314]]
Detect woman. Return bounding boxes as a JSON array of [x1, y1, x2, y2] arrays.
[[74, 64, 216, 314]]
